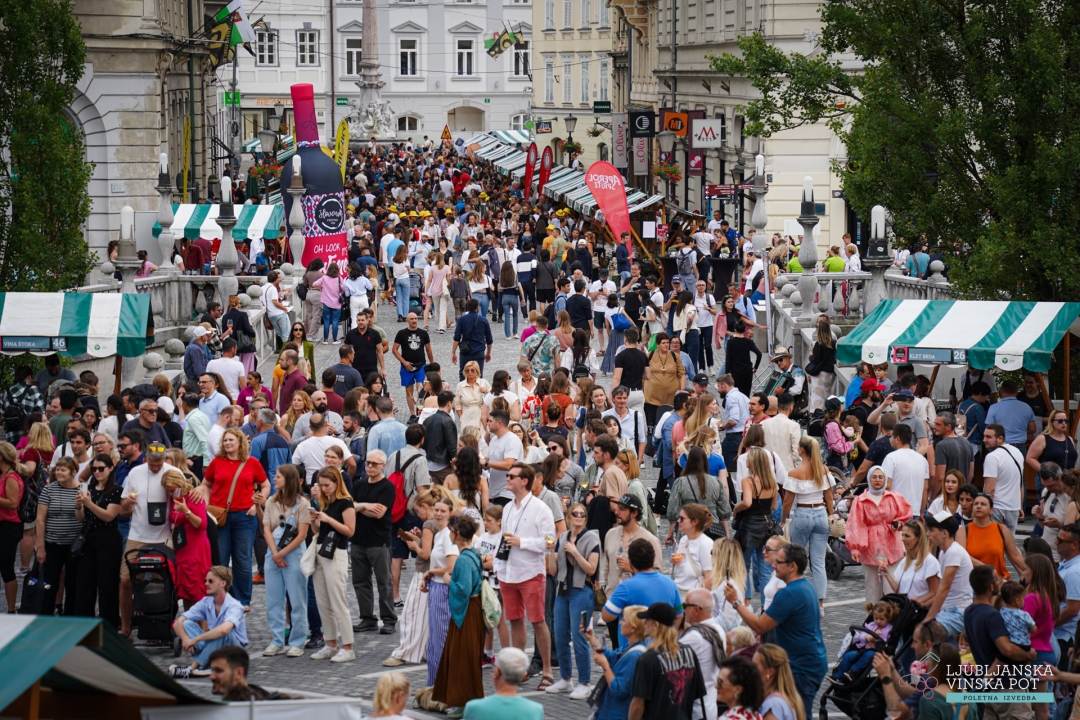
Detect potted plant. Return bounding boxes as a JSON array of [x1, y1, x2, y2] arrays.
[[656, 162, 682, 184], [562, 140, 583, 155], [586, 124, 605, 138]]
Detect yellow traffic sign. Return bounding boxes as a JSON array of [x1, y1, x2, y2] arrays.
[[441, 125, 453, 141]]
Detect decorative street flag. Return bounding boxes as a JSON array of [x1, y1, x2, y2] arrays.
[[687, 110, 705, 176], [334, 119, 350, 182], [523, 143, 538, 201], [537, 146, 554, 197], [486, 29, 521, 59], [214, 0, 256, 45], [585, 161, 632, 251]]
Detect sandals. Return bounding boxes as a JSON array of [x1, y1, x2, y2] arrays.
[[537, 675, 555, 691]]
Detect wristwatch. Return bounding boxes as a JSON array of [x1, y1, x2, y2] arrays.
[[880, 676, 893, 685]]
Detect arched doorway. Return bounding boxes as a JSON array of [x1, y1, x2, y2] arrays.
[[446, 106, 484, 132]]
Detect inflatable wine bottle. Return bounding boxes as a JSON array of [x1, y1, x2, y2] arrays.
[[280, 83, 347, 268]]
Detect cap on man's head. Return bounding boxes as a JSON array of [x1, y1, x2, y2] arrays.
[[895, 389, 916, 400], [861, 378, 887, 393], [616, 493, 643, 512], [693, 373, 710, 387], [671, 275, 682, 284], [192, 327, 210, 339], [638, 602, 677, 627]]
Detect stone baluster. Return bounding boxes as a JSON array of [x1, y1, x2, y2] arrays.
[[155, 153, 178, 273], [215, 177, 239, 306]]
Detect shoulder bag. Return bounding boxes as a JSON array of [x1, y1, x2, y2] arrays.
[[206, 461, 245, 527], [687, 477, 727, 540]]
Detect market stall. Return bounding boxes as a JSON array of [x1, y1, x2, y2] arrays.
[[0, 616, 210, 720], [0, 292, 151, 358], [151, 204, 284, 256]]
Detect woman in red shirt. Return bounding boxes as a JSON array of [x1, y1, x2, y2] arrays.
[[0, 442, 27, 611], [199, 428, 269, 610]]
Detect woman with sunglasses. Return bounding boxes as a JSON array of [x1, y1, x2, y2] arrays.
[[1026, 409, 1077, 477], [286, 324, 316, 379], [545, 502, 601, 700], [955, 493, 1027, 581], [72, 453, 123, 625], [844, 465, 912, 603]]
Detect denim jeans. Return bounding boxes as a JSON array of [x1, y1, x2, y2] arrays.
[[307, 576, 322, 635], [684, 329, 701, 378], [501, 295, 519, 337], [472, 292, 489, 319], [792, 669, 824, 720], [269, 312, 291, 341], [395, 278, 412, 317], [321, 305, 341, 341], [218, 511, 259, 607], [183, 619, 244, 668], [788, 506, 829, 600], [742, 543, 773, 602], [265, 543, 308, 647], [553, 586, 595, 684]]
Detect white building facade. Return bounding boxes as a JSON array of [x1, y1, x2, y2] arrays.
[[225, 0, 534, 147]]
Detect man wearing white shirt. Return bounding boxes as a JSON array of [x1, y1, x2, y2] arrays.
[[761, 393, 801, 471], [680, 588, 725, 720], [602, 386, 647, 464], [206, 405, 241, 459], [881, 424, 930, 514], [291, 413, 355, 487], [588, 270, 617, 350], [743, 252, 764, 295], [205, 339, 247, 400], [497, 463, 556, 686], [981, 423, 1026, 531], [707, 210, 725, 234]]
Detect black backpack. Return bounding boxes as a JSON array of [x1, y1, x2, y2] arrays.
[[543, 292, 564, 328], [2, 385, 30, 434], [18, 458, 46, 524]]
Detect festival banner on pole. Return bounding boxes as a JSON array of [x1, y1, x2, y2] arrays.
[[334, 119, 350, 182], [612, 113, 628, 170], [686, 110, 705, 177], [537, 146, 554, 198], [585, 161, 632, 250], [523, 142, 538, 201]]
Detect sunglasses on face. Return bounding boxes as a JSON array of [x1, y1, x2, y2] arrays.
[[117, 443, 130, 450], [92, 466, 109, 472], [570, 511, 587, 518], [366, 461, 385, 467]]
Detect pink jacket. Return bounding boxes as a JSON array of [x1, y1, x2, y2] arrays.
[[845, 491, 912, 565], [312, 274, 342, 309]]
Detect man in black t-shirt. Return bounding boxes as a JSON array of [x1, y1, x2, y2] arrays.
[[621, 263, 644, 327], [392, 313, 433, 419], [566, 279, 594, 335], [631, 602, 706, 720], [329, 345, 365, 397], [351, 448, 399, 634], [613, 328, 649, 413], [853, 412, 896, 485], [344, 312, 384, 382]]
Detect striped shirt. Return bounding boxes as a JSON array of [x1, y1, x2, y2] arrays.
[[40, 482, 83, 544]]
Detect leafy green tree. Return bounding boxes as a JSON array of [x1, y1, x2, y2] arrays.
[[0, 0, 95, 294], [709, 0, 1080, 301]]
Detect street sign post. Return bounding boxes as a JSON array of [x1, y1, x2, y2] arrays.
[[705, 184, 736, 200], [223, 91, 241, 106], [335, 98, 348, 106]]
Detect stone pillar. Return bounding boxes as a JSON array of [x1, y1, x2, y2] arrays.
[[287, 156, 306, 267], [863, 258, 892, 316], [793, 178, 820, 366], [155, 153, 178, 273]]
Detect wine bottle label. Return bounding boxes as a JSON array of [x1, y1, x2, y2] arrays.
[[302, 192, 346, 236]]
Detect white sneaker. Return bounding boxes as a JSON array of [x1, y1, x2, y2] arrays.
[[310, 645, 336, 660], [569, 683, 593, 700], [262, 644, 285, 656], [330, 648, 356, 663], [596, 617, 607, 627], [545, 678, 574, 694], [286, 646, 305, 658]]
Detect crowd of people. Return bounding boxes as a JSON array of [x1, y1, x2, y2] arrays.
[[2, 136, 1078, 720]]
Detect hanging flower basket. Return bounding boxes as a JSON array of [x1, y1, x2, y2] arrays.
[[656, 162, 682, 184], [586, 125, 605, 138], [563, 140, 583, 155], [248, 163, 282, 182]]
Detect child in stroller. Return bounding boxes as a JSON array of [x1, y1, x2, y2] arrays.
[[832, 600, 899, 683]]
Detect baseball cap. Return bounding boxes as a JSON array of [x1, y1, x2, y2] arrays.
[[192, 327, 210, 339], [895, 389, 916, 399], [825, 396, 843, 413], [616, 494, 643, 512], [638, 602, 677, 627], [861, 378, 887, 393], [578, 239, 587, 246], [693, 373, 710, 386], [671, 274, 682, 284]]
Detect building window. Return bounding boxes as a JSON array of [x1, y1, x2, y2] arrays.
[[345, 37, 362, 75], [397, 116, 420, 131], [598, 143, 608, 161], [563, 0, 573, 28], [456, 39, 474, 76], [600, 0, 609, 26], [296, 30, 318, 66], [511, 114, 529, 130], [562, 58, 572, 103], [580, 59, 590, 103], [545, 0, 555, 28], [399, 38, 418, 75], [544, 60, 554, 103], [599, 58, 609, 101], [581, 0, 590, 26], [513, 41, 530, 77], [256, 30, 277, 66]]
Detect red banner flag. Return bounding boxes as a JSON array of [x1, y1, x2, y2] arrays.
[[537, 146, 554, 198], [585, 161, 632, 251], [523, 142, 538, 201]]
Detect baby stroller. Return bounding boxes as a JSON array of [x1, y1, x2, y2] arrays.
[[819, 593, 927, 720], [825, 468, 857, 581], [408, 270, 424, 313], [124, 544, 182, 657]]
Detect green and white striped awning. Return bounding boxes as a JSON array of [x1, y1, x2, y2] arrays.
[[152, 204, 284, 242], [836, 300, 1080, 372], [0, 616, 211, 711], [0, 292, 151, 358], [242, 134, 295, 154], [492, 129, 532, 145]]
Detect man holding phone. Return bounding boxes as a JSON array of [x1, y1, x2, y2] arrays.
[[350, 449, 398, 635]]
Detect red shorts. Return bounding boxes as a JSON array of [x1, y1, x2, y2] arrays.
[[500, 574, 547, 623]]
